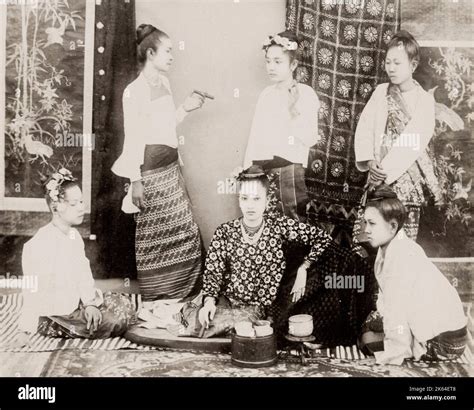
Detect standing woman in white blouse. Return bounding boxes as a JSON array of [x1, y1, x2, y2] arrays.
[[354, 31, 441, 240], [244, 31, 320, 221], [112, 24, 207, 306]]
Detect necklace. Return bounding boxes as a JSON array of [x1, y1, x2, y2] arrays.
[[242, 219, 263, 236], [241, 219, 265, 245]]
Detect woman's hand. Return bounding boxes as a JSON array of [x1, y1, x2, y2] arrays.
[[84, 305, 102, 334], [132, 180, 144, 210], [367, 160, 387, 182], [182, 92, 205, 112], [367, 173, 384, 191], [291, 265, 308, 303], [366, 160, 387, 192], [198, 297, 216, 328]]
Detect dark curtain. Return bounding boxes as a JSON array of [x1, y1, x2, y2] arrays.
[[91, 0, 137, 278]]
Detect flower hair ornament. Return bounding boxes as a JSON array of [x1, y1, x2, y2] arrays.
[[45, 168, 77, 203], [262, 34, 298, 52]]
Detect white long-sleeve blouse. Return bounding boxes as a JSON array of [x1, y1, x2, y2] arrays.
[[354, 82, 436, 185], [18, 223, 103, 334], [244, 83, 320, 168], [112, 73, 188, 183], [373, 230, 467, 365]]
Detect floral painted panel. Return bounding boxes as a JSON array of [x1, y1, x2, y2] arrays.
[[3, 0, 88, 200], [415, 48, 474, 257]]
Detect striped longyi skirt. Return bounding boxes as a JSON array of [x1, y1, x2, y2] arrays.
[[135, 146, 203, 301]]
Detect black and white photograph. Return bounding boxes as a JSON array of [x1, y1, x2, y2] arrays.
[[0, 0, 472, 409]]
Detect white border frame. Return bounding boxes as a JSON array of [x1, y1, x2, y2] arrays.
[[0, 0, 94, 214]]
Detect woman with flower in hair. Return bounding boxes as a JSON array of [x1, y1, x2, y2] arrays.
[[244, 30, 320, 221], [12, 169, 135, 348], [112, 24, 207, 307]]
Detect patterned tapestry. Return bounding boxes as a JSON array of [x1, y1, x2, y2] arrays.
[[286, 0, 400, 214], [0, 0, 94, 235]]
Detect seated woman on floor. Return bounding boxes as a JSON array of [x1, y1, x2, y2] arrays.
[[195, 165, 332, 337], [14, 169, 136, 348], [360, 185, 467, 365], [172, 166, 375, 345]]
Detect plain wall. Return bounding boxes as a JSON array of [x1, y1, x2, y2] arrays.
[[135, 0, 286, 246]]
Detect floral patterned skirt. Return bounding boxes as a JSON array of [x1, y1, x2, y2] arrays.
[[167, 294, 264, 339], [37, 292, 137, 339]]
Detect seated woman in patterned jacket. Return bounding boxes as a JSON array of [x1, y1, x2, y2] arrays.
[[183, 165, 375, 345]]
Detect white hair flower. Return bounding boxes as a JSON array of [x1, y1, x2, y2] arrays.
[[46, 180, 58, 191], [45, 167, 77, 203], [263, 34, 298, 52], [49, 189, 60, 202]]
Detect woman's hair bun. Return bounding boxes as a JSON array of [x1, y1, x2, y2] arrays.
[[237, 165, 267, 181], [368, 184, 398, 201], [136, 24, 157, 45], [277, 30, 300, 46]]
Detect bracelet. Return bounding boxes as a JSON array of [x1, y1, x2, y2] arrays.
[[302, 257, 312, 269]]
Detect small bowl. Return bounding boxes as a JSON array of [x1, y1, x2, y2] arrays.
[[254, 320, 273, 337], [235, 321, 255, 337], [288, 314, 313, 337]]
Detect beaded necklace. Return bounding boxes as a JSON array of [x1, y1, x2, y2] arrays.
[[240, 219, 265, 245]]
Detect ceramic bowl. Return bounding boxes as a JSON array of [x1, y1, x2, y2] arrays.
[[288, 314, 313, 337], [254, 320, 273, 337], [235, 321, 255, 337]]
